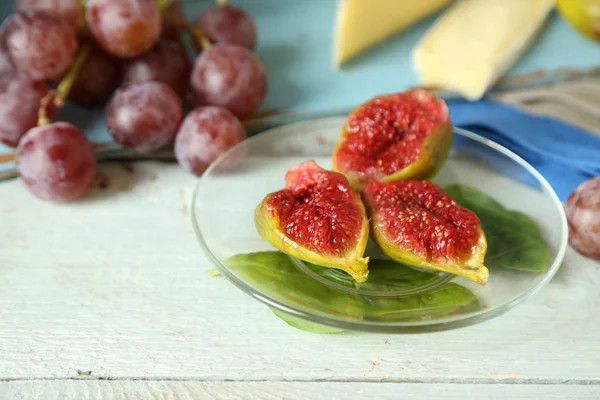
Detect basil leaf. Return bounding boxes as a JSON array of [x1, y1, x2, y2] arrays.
[[444, 184, 550, 272], [306, 258, 444, 291], [224, 251, 478, 331], [270, 308, 345, 334]]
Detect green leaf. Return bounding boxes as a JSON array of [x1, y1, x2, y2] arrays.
[[224, 251, 478, 332], [270, 308, 345, 333], [207, 268, 221, 277], [444, 184, 550, 272], [306, 258, 445, 291]]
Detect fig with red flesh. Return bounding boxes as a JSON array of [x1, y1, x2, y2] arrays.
[[255, 160, 370, 283], [362, 180, 489, 285], [333, 89, 453, 191]]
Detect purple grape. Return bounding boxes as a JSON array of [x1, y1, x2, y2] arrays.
[[192, 4, 257, 50], [190, 44, 267, 119], [106, 81, 183, 153], [65, 44, 121, 106], [175, 106, 247, 175], [0, 9, 78, 81], [0, 72, 55, 148], [86, 0, 161, 58], [122, 40, 191, 96], [16, 122, 96, 201], [15, 0, 84, 30]]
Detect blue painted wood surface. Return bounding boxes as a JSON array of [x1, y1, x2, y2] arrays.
[[1, 0, 599, 171]]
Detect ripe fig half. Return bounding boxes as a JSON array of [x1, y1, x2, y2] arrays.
[[255, 160, 370, 283], [362, 180, 489, 285], [333, 89, 452, 191]]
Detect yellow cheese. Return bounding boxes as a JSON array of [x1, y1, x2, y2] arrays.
[[412, 0, 555, 100], [333, 0, 452, 67]]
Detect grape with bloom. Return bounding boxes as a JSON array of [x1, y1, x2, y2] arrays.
[[565, 177, 600, 261], [0, 73, 54, 148], [191, 44, 267, 119], [106, 81, 183, 153], [16, 122, 96, 201], [175, 106, 247, 175], [64, 44, 121, 106], [122, 40, 191, 96], [0, 9, 78, 81], [15, 0, 84, 30], [192, 4, 257, 50], [86, 0, 161, 58]]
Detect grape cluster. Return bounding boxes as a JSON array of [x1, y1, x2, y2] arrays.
[[0, 0, 265, 201]]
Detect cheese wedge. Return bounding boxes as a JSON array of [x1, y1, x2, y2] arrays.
[[412, 0, 555, 100], [333, 0, 452, 67]]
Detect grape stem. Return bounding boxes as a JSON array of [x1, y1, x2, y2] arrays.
[[156, 0, 175, 13], [55, 43, 91, 107], [37, 90, 55, 127], [216, 0, 228, 6], [164, 14, 212, 51]]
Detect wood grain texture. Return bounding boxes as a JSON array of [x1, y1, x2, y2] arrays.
[[1, 381, 599, 400], [0, 161, 599, 384]]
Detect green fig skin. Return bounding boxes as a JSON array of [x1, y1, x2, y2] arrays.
[[332, 89, 453, 192], [254, 161, 370, 283], [362, 180, 489, 285]]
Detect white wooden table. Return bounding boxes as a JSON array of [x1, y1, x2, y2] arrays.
[[2, 82, 600, 399], [1, 160, 599, 399]]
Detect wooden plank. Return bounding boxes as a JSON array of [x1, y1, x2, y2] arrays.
[[1, 381, 599, 400], [0, 162, 599, 383]]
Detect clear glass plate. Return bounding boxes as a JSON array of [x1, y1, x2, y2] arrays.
[[192, 117, 568, 333]]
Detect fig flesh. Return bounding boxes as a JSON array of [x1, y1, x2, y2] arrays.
[[255, 160, 370, 283], [333, 89, 452, 191], [362, 180, 488, 285]]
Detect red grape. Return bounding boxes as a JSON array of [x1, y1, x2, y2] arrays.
[[86, 0, 161, 59], [162, 0, 184, 40], [0, 49, 13, 76], [0, 72, 55, 148], [190, 44, 267, 119], [16, 122, 96, 201], [565, 177, 600, 261], [63, 44, 121, 106], [0, 9, 78, 81], [122, 40, 191, 96], [106, 81, 183, 153], [15, 0, 84, 30], [192, 4, 257, 50], [174, 106, 247, 175]]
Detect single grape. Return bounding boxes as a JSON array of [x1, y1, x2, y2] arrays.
[[0, 73, 55, 148], [162, 0, 184, 40], [59, 44, 121, 107], [106, 81, 183, 153], [0, 49, 13, 76], [86, 0, 161, 59], [0, 9, 78, 81], [192, 4, 257, 50], [565, 177, 600, 261], [15, 0, 84, 30], [122, 40, 191, 96], [190, 44, 267, 119], [174, 106, 247, 175], [16, 122, 96, 201]]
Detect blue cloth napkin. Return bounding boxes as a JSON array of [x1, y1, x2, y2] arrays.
[[447, 99, 600, 201]]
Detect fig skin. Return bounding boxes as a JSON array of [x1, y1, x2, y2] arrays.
[[361, 180, 489, 285], [254, 161, 370, 283], [333, 89, 453, 192]]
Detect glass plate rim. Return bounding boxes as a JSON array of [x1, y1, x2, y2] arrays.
[[191, 116, 569, 333]]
